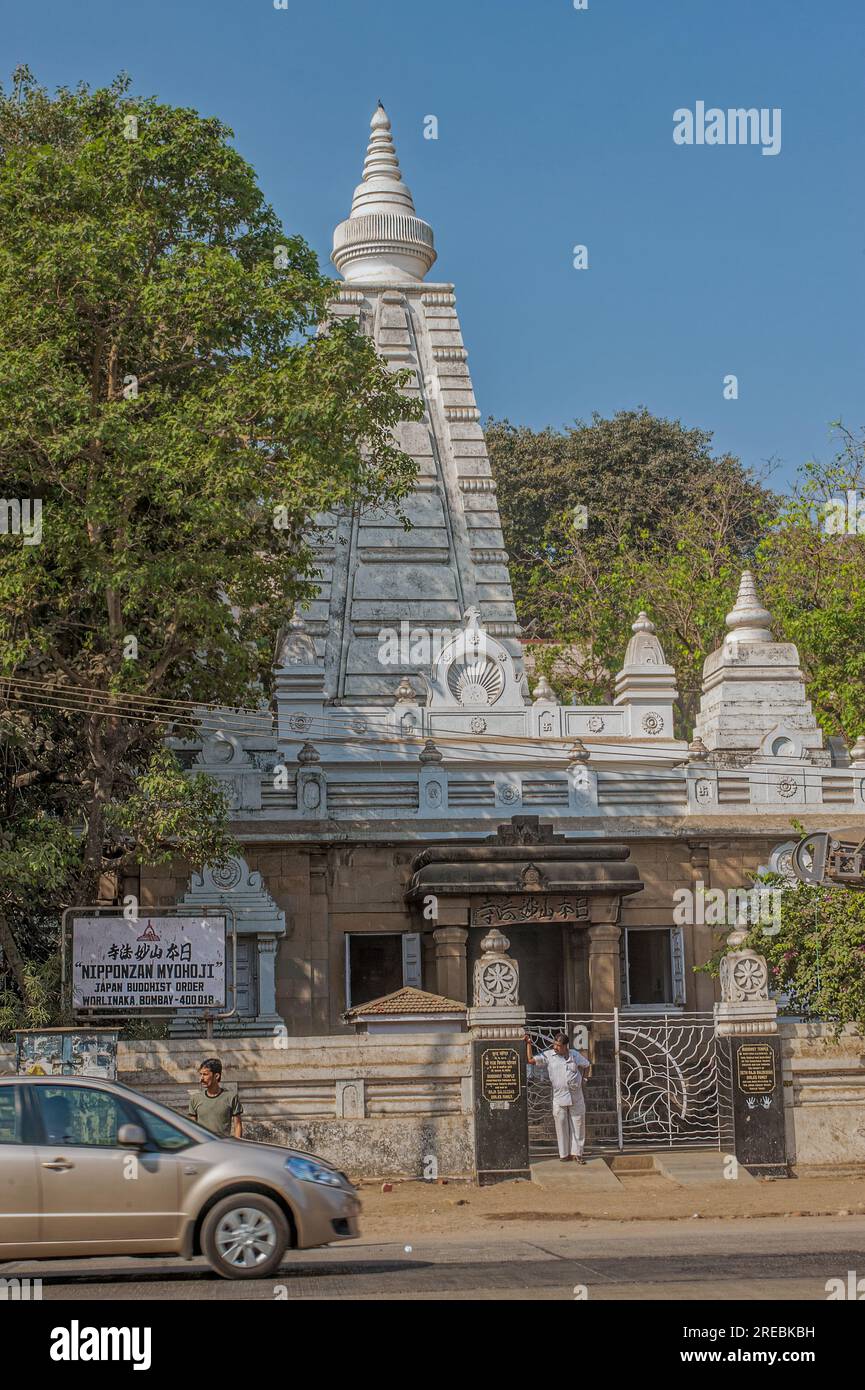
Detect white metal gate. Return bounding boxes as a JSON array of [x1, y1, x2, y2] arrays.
[[525, 1011, 733, 1155]]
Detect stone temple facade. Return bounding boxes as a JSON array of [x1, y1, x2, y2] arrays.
[[139, 107, 865, 1037]]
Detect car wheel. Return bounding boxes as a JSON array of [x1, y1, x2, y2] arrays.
[[201, 1194, 290, 1280]]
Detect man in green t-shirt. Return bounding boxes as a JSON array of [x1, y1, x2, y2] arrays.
[[189, 1057, 243, 1138]]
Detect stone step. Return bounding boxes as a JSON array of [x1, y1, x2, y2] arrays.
[[608, 1152, 656, 1174], [531, 1158, 623, 1190]]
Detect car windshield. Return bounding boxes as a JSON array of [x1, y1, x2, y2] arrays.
[[91, 1078, 218, 1143]]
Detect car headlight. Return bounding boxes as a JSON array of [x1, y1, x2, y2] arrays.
[[284, 1156, 344, 1188]]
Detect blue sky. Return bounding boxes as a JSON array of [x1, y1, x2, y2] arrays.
[[3, 0, 863, 487]]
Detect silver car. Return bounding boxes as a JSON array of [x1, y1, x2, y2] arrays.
[[0, 1075, 361, 1279]]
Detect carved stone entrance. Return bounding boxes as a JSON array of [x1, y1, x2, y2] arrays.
[[405, 816, 644, 1014]]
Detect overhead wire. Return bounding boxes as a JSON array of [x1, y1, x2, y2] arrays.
[[0, 675, 860, 788], [0, 676, 705, 762]]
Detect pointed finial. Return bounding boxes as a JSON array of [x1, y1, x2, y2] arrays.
[[332, 107, 436, 283], [688, 736, 709, 763], [275, 605, 317, 666], [532, 675, 555, 703], [357, 104, 411, 203], [479, 926, 511, 957], [725, 571, 772, 644], [394, 676, 417, 704], [620, 609, 666, 670]]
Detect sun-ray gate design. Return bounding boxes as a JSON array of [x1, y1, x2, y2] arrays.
[[525, 1011, 734, 1157]]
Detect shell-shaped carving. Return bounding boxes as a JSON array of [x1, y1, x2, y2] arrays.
[[447, 657, 505, 707]]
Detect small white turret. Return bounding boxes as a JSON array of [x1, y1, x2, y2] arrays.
[[613, 611, 679, 740], [694, 570, 823, 756]]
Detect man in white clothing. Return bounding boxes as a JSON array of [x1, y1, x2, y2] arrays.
[[525, 1030, 591, 1163]]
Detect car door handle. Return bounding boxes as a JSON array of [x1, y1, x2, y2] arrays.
[[42, 1158, 75, 1171]]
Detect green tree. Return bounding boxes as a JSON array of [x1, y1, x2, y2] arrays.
[[756, 426, 865, 742], [486, 408, 770, 634], [0, 69, 420, 1012], [698, 876, 865, 1035], [487, 410, 771, 729], [489, 409, 865, 746]]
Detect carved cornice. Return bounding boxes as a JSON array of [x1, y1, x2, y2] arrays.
[[422, 291, 456, 307], [459, 477, 497, 493]]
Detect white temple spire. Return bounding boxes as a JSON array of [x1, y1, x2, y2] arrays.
[[352, 102, 415, 216], [332, 105, 436, 284]]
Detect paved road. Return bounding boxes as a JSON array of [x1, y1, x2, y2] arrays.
[[5, 1216, 865, 1300]]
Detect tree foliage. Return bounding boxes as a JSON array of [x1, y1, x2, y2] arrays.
[[487, 408, 770, 624], [488, 409, 865, 744], [756, 426, 865, 741], [487, 409, 772, 730], [0, 69, 420, 1019], [747, 880, 865, 1034], [696, 875, 865, 1035]]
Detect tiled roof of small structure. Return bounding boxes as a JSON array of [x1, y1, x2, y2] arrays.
[[345, 986, 467, 1018]]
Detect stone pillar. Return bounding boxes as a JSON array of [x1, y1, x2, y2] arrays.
[[256, 934, 281, 1025], [433, 926, 468, 1003], [689, 843, 714, 1011], [587, 923, 622, 1014], [715, 927, 787, 1176], [422, 931, 437, 992], [467, 929, 529, 1185]]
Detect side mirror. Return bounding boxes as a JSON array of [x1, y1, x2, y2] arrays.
[[117, 1123, 148, 1148]]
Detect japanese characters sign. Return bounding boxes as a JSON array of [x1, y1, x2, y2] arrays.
[[71, 916, 227, 1012], [470, 895, 589, 927]]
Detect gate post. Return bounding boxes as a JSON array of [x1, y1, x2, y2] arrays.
[[715, 926, 788, 1176], [467, 929, 530, 1185], [613, 1007, 624, 1151]]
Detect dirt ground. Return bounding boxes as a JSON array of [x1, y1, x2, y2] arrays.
[[351, 1170, 865, 1240]]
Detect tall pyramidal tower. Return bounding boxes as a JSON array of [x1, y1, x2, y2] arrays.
[[308, 105, 524, 705]]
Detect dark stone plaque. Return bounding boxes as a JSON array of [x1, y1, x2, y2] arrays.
[[725, 1035, 788, 1177], [473, 1039, 530, 1185], [481, 1046, 521, 1106], [736, 1041, 776, 1095]]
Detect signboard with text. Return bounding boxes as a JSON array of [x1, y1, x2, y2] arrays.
[[71, 915, 228, 1014]]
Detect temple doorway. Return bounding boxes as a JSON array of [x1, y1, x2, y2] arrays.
[[468, 923, 566, 1014]]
